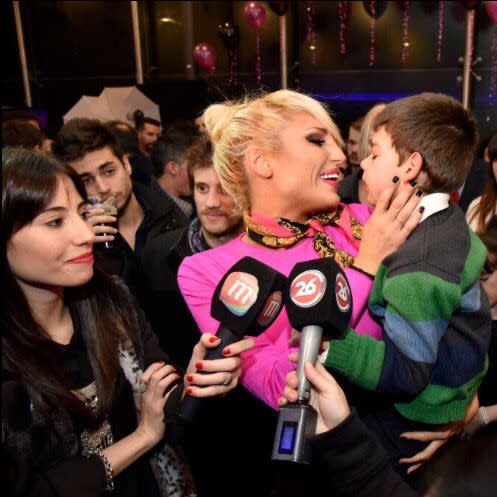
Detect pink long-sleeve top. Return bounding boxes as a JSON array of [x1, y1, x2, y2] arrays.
[[177, 203, 382, 410]]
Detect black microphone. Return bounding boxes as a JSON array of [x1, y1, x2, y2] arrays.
[[177, 257, 286, 423], [272, 257, 352, 464]]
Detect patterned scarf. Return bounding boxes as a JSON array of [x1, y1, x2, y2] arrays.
[[244, 205, 364, 268], [187, 217, 211, 254]]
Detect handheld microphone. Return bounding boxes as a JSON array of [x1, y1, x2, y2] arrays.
[[177, 257, 286, 423], [272, 258, 352, 464]]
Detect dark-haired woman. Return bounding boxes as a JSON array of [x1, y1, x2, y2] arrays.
[[2, 148, 251, 497]]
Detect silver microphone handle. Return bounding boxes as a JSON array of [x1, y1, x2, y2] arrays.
[[296, 325, 323, 402]]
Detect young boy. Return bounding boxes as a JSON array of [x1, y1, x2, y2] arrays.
[[320, 93, 492, 467]]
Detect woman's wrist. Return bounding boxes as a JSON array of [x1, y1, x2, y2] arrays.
[[133, 425, 162, 450], [353, 255, 379, 276]]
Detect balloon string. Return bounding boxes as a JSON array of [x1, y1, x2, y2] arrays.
[[256, 31, 262, 86], [436, 1, 445, 63], [490, 27, 497, 103], [369, 1, 376, 67], [401, 1, 410, 64], [338, 1, 348, 55], [229, 50, 239, 87]]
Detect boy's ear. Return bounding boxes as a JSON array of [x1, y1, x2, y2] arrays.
[[402, 152, 423, 182], [244, 145, 273, 179]]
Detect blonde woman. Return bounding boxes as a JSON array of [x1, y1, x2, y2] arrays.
[[177, 90, 422, 410]]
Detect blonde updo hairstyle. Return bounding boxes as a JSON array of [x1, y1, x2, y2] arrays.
[[203, 90, 344, 211]]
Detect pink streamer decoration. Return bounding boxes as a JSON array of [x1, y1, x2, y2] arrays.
[[338, 1, 348, 55], [306, 2, 317, 65], [256, 32, 262, 86], [369, 1, 376, 67], [229, 50, 239, 86], [490, 27, 497, 103], [436, 1, 445, 63], [401, 1, 410, 64]]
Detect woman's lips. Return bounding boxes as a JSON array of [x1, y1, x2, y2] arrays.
[[68, 252, 94, 264], [319, 167, 340, 189]]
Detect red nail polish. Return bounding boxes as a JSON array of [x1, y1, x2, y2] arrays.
[[186, 388, 193, 395], [222, 348, 231, 356], [187, 375, 193, 382], [158, 361, 165, 366], [196, 362, 203, 370], [209, 336, 218, 343]]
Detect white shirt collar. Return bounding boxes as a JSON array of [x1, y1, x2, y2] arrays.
[[419, 192, 450, 223]]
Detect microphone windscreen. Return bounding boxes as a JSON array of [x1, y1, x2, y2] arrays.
[[285, 257, 352, 336], [211, 257, 286, 337]]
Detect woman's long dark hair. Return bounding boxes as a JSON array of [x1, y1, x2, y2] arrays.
[[2, 148, 138, 428], [469, 133, 497, 235]]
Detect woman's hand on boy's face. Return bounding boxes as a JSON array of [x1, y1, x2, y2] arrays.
[[183, 333, 254, 398], [355, 181, 423, 275]]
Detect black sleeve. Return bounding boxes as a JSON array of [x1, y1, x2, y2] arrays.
[[310, 411, 419, 497], [3, 380, 107, 497], [6, 449, 107, 497]]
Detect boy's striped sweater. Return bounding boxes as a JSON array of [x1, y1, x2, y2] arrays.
[[322, 204, 492, 424]]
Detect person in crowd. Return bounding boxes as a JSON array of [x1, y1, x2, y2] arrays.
[[467, 133, 497, 234], [339, 104, 386, 205], [279, 357, 497, 497], [459, 134, 494, 212], [52, 118, 185, 301], [345, 116, 363, 174], [3, 110, 42, 130], [177, 90, 422, 411], [3, 111, 54, 152], [143, 133, 244, 367], [2, 148, 253, 497], [133, 110, 161, 157], [2, 120, 45, 151], [106, 120, 155, 185], [143, 133, 276, 497], [319, 93, 491, 472], [151, 122, 199, 221], [463, 134, 497, 436], [194, 113, 206, 132]]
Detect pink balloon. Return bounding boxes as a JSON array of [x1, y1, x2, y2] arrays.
[[193, 43, 217, 71], [243, 2, 267, 31], [485, 1, 497, 25]]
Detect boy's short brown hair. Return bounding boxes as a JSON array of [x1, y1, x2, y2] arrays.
[[185, 133, 214, 190], [372, 93, 479, 193]]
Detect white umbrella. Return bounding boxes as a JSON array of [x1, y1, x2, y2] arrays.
[[99, 86, 161, 127], [63, 95, 114, 123]]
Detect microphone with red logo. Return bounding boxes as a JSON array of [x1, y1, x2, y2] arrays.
[[177, 257, 286, 423], [272, 258, 352, 464]]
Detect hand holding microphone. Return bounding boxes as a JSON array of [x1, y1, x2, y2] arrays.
[[177, 257, 286, 422], [280, 361, 351, 435], [272, 257, 352, 463]]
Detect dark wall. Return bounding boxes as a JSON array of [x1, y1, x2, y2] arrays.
[[2, 1, 495, 141]]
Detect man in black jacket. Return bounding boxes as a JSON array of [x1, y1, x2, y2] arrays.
[[141, 134, 277, 497], [141, 133, 244, 367], [53, 118, 186, 302]]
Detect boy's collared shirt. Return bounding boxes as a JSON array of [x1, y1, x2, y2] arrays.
[[418, 192, 450, 223]]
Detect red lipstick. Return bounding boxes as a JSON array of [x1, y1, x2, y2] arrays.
[[68, 252, 94, 264]]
